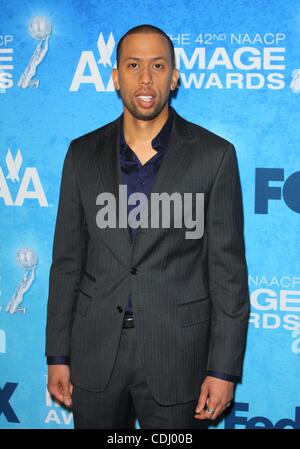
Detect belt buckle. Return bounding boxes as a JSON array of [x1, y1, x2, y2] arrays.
[[123, 313, 134, 328]]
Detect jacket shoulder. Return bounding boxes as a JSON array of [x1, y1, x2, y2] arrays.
[[178, 112, 233, 150]]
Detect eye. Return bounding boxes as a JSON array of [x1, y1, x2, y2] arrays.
[[128, 63, 138, 68], [154, 63, 163, 69]]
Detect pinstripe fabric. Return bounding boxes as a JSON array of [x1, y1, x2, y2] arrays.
[[72, 327, 209, 429], [45, 106, 250, 406]]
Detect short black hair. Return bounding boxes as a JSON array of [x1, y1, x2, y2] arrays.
[[116, 24, 176, 69]]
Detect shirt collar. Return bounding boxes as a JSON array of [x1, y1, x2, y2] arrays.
[[119, 106, 174, 155]]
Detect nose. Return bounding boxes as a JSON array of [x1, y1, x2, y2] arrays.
[[139, 66, 153, 86]]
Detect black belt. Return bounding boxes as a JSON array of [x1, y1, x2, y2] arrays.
[[122, 312, 134, 328]]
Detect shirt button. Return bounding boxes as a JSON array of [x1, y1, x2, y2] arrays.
[[117, 305, 123, 313], [131, 267, 138, 275]]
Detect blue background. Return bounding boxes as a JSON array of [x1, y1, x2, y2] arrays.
[[0, 0, 299, 429]]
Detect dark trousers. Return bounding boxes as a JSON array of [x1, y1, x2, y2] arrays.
[[72, 322, 209, 429]]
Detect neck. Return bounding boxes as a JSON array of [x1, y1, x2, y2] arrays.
[[123, 104, 169, 146]]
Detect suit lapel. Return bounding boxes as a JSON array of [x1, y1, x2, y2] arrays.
[[95, 115, 132, 264]]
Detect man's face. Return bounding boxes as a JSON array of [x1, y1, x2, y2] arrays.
[[112, 33, 179, 121]]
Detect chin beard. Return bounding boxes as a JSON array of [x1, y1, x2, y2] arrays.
[[123, 97, 169, 121]]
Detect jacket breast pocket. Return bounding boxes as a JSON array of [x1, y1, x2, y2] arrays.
[[177, 297, 211, 327]]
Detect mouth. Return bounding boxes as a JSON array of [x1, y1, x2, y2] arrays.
[[135, 95, 156, 108]]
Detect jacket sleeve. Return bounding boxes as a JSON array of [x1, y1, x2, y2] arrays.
[[206, 143, 250, 379], [45, 142, 88, 357]]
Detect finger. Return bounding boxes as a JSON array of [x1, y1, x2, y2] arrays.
[[217, 405, 227, 417], [209, 402, 223, 420], [205, 399, 220, 420], [195, 398, 220, 421], [220, 402, 232, 416], [62, 381, 72, 407], [195, 410, 211, 420], [195, 408, 219, 421], [215, 402, 231, 419], [195, 386, 209, 414], [213, 399, 233, 419]]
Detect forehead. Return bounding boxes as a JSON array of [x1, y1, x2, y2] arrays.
[[120, 33, 171, 60]]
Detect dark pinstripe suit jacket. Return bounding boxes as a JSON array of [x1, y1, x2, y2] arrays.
[[45, 107, 250, 405]]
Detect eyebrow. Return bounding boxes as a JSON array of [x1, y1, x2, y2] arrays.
[[124, 56, 168, 62]]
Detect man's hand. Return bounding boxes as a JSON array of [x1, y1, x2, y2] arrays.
[[194, 376, 234, 421], [47, 365, 73, 407]]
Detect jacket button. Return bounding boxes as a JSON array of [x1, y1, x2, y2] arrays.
[[117, 305, 123, 313], [131, 267, 137, 275]]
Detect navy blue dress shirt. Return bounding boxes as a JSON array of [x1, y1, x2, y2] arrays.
[[47, 107, 240, 383]]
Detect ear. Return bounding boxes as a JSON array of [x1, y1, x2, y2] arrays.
[[170, 68, 180, 91], [112, 68, 120, 90]]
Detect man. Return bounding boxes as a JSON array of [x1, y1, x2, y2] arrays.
[[46, 24, 250, 429]]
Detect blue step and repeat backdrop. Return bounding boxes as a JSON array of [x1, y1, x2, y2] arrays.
[[0, 0, 299, 429]]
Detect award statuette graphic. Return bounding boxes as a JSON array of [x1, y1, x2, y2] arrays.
[[6, 248, 38, 314], [18, 17, 52, 89], [290, 69, 300, 94]]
